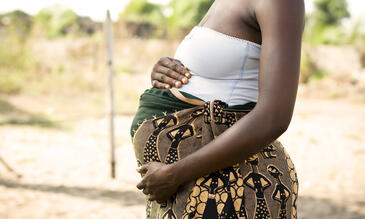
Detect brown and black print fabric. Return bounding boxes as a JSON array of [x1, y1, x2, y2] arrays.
[[132, 89, 298, 219]]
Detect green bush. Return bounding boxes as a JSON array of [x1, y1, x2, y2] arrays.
[[0, 72, 23, 94], [0, 36, 36, 94], [121, 0, 165, 25], [119, 0, 214, 38], [166, 0, 213, 34], [119, 0, 166, 38], [304, 23, 350, 45], [0, 38, 35, 71], [303, 0, 353, 45], [0, 10, 33, 38], [34, 6, 78, 38], [313, 0, 349, 26]]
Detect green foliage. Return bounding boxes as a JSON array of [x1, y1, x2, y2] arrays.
[[34, 6, 79, 38], [120, 0, 214, 37], [34, 10, 52, 25], [303, 19, 365, 45], [303, 0, 360, 45], [313, 0, 350, 26], [120, 0, 165, 25], [0, 72, 23, 94], [167, 0, 213, 33], [0, 39, 35, 71], [0, 35, 36, 94], [304, 23, 351, 45], [119, 0, 167, 38], [0, 10, 33, 37]]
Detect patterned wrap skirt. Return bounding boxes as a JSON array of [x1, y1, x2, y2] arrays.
[[131, 88, 299, 219]]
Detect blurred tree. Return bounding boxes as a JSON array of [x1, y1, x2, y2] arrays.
[[34, 5, 78, 38], [313, 0, 350, 26], [0, 10, 32, 38], [304, 0, 352, 44], [119, 0, 166, 38], [0, 11, 35, 94], [119, 0, 214, 38], [33, 4, 100, 38], [167, 0, 213, 33], [121, 0, 165, 25]]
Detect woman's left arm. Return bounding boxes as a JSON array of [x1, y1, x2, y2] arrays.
[[137, 0, 305, 203]]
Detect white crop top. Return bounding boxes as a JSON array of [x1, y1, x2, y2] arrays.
[[173, 25, 261, 106]]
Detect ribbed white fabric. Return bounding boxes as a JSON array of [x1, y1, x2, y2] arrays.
[[173, 26, 261, 106]]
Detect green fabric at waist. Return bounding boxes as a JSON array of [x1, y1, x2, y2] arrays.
[[130, 87, 256, 138]]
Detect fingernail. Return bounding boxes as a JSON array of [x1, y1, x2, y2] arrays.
[[182, 77, 188, 84], [165, 84, 170, 89], [175, 81, 182, 88], [185, 72, 191, 78]]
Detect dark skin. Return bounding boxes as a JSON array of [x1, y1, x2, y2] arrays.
[[137, 0, 305, 204]]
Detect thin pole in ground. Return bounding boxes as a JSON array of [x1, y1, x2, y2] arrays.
[[105, 10, 116, 179]]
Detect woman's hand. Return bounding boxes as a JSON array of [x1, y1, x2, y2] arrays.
[[136, 162, 180, 203], [151, 57, 191, 89]]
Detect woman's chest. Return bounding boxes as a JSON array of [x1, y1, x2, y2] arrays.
[[198, 0, 261, 45], [173, 26, 261, 80]]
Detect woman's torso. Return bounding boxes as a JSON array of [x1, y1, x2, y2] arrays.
[[174, 26, 261, 105], [173, 0, 263, 106]]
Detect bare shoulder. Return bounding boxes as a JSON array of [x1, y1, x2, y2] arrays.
[[254, 0, 305, 37], [255, 0, 305, 13]]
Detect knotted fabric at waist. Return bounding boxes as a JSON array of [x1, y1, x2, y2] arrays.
[[130, 87, 256, 138]]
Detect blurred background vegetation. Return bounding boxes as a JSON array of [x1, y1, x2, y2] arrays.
[[0, 0, 364, 123]]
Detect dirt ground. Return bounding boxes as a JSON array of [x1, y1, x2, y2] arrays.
[[0, 96, 364, 219]]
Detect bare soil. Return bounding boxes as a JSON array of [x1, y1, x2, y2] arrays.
[[0, 96, 364, 219]]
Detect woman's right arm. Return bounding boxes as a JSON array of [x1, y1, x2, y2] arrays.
[[150, 57, 191, 89]]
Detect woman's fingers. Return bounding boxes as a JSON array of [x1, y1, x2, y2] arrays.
[[142, 188, 150, 195], [171, 58, 191, 78], [150, 57, 191, 89], [156, 200, 167, 205], [148, 194, 165, 203], [172, 57, 184, 66], [136, 180, 144, 190], [159, 57, 191, 79], [152, 80, 171, 89], [152, 71, 182, 88], [154, 64, 188, 84], [148, 195, 168, 204]]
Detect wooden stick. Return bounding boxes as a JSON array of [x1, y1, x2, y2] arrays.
[[105, 10, 116, 179], [0, 156, 22, 178]]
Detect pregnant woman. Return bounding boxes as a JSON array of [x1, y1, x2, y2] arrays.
[[131, 0, 304, 218]]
